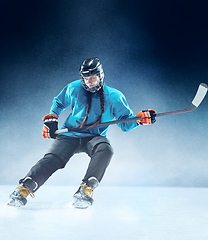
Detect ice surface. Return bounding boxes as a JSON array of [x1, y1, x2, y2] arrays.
[[1, 185, 208, 240]]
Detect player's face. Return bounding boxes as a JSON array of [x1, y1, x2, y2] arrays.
[[83, 74, 100, 88]]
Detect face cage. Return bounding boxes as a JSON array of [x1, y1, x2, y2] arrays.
[[80, 71, 104, 93], [81, 76, 103, 93]]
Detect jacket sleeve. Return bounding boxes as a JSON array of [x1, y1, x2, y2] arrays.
[[49, 85, 71, 117], [112, 91, 139, 132]]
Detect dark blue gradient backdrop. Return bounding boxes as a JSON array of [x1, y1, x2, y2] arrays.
[[0, 0, 208, 187]]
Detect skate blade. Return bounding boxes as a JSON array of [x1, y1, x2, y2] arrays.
[[7, 198, 23, 208], [72, 199, 90, 209]]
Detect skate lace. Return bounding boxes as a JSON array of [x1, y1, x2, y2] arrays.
[[18, 186, 35, 198], [81, 184, 94, 197]]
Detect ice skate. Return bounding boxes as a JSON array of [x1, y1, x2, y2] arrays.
[[73, 177, 99, 209], [7, 177, 37, 207]]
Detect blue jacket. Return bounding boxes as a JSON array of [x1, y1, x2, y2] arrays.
[[50, 80, 139, 138]]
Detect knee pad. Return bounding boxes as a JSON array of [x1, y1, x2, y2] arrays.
[[93, 142, 114, 158], [87, 136, 114, 156]]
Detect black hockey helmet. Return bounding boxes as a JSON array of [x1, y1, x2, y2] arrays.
[[79, 58, 104, 93]]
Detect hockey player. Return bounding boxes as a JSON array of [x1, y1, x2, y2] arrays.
[[7, 58, 156, 209]]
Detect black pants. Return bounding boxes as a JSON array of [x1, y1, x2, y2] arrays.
[[21, 135, 114, 191]]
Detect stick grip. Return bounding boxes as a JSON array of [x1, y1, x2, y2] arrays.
[[55, 128, 69, 134]]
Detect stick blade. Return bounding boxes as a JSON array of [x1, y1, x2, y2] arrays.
[[191, 83, 208, 107]]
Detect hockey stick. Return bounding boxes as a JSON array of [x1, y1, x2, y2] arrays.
[[55, 83, 207, 134]]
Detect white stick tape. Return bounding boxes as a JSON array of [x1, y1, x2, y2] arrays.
[[191, 83, 208, 107]]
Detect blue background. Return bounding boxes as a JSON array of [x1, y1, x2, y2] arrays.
[[0, 0, 208, 187]]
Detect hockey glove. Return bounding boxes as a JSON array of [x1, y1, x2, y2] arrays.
[[42, 114, 58, 139], [137, 109, 156, 125]]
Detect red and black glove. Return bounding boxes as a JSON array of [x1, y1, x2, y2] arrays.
[[137, 109, 156, 125], [42, 114, 58, 139]]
